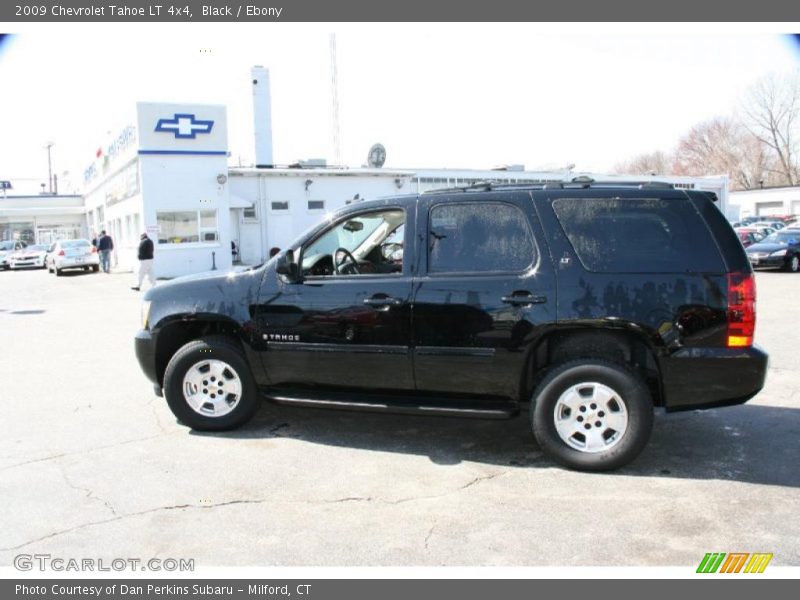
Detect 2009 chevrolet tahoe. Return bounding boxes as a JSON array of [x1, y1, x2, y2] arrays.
[[135, 181, 768, 471]]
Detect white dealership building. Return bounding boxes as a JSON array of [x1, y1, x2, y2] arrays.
[[1, 67, 733, 278]]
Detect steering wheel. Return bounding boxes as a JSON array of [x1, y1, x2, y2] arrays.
[[334, 247, 361, 275]]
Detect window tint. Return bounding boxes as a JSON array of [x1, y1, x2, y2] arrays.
[[428, 202, 535, 274], [552, 197, 724, 273]]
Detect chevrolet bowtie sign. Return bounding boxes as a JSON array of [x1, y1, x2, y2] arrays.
[[154, 113, 214, 139]]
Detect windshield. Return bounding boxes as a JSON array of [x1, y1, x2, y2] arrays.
[[0, 241, 14, 251], [60, 240, 91, 248]]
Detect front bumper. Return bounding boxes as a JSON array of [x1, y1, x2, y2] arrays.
[[658, 345, 769, 411], [748, 254, 785, 269], [135, 329, 159, 389], [11, 258, 45, 269]]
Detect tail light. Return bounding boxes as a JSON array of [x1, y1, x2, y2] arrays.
[[727, 272, 756, 348], [58, 250, 65, 256], [91, 246, 97, 253]]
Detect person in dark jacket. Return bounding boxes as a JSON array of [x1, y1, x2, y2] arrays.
[[131, 233, 155, 291], [96, 230, 114, 273]]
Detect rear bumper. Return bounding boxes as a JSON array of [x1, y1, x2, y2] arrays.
[[56, 256, 100, 269], [135, 329, 159, 388], [659, 345, 768, 411]]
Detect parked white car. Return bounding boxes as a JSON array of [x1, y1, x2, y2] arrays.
[[0, 240, 27, 270], [46, 239, 100, 275], [9, 244, 49, 269]]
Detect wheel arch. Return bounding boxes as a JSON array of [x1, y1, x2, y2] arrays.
[[521, 326, 665, 407], [152, 316, 248, 387]]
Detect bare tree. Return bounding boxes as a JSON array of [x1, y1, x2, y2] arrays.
[[612, 150, 672, 176], [741, 71, 800, 186], [672, 117, 773, 190]]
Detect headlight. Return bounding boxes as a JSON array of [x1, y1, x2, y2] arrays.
[[141, 300, 152, 330], [770, 249, 787, 257]]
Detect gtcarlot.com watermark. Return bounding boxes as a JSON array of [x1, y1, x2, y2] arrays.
[[14, 553, 194, 572]]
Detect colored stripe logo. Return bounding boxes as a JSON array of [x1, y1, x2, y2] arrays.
[[697, 552, 773, 573]]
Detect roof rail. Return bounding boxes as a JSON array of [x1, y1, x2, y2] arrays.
[[421, 179, 677, 195], [637, 181, 675, 189]]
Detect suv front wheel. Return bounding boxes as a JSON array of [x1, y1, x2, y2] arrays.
[[531, 360, 653, 471], [163, 336, 260, 430]]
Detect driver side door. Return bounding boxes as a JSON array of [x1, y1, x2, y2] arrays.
[[258, 204, 416, 391]]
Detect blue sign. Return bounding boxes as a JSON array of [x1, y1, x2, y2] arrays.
[[154, 113, 214, 139], [0, 180, 11, 190]]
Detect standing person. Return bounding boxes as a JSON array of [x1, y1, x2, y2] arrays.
[[131, 232, 155, 291], [96, 229, 114, 274]]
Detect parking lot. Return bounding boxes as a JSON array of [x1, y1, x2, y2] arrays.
[[1, 266, 798, 568]]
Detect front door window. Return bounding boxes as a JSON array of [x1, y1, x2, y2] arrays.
[[301, 209, 405, 277]]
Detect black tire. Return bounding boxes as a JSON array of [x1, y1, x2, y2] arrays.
[[55, 267, 62, 277], [92, 264, 100, 272], [163, 335, 259, 431], [784, 254, 799, 273], [531, 359, 653, 472]]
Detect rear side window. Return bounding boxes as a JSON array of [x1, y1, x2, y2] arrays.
[[428, 202, 536, 274], [552, 197, 724, 273]]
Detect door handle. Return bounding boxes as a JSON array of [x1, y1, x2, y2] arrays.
[[501, 293, 547, 306], [364, 296, 404, 307]]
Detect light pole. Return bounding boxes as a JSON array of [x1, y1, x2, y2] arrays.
[[44, 142, 54, 194]]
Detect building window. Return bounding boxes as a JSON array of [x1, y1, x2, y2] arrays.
[[271, 201, 289, 211], [199, 210, 218, 242], [243, 203, 258, 221], [308, 200, 325, 211], [156, 209, 218, 245]]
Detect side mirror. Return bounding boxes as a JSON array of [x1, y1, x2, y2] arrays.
[[275, 249, 300, 281]]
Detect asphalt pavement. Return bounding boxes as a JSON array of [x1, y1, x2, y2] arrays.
[[1, 266, 798, 567]]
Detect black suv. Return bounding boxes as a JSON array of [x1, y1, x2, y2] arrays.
[[135, 181, 768, 471]]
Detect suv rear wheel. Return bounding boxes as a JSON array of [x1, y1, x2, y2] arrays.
[[163, 335, 259, 430], [531, 360, 653, 471]]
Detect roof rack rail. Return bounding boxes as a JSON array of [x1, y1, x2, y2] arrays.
[[421, 179, 678, 195], [637, 181, 675, 189], [422, 180, 495, 194]]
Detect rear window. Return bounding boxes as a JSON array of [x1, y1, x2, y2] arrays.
[[61, 240, 91, 248], [552, 197, 724, 273]]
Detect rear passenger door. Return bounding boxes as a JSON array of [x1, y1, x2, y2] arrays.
[[411, 192, 556, 399]]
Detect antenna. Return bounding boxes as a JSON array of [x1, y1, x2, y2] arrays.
[[329, 33, 342, 167]]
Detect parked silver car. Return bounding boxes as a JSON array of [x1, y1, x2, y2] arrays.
[[46, 239, 100, 275]]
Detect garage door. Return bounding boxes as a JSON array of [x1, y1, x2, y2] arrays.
[[756, 201, 783, 216]]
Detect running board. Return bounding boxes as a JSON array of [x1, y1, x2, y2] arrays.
[[262, 388, 519, 419]]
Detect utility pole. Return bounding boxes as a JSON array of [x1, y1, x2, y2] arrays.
[[329, 33, 342, 167], [44, 142, 54, 194]]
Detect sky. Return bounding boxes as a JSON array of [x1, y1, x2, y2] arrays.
[[0, 24, 799, 194]]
